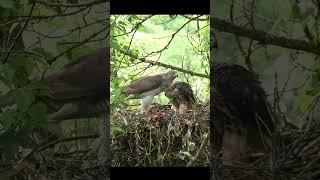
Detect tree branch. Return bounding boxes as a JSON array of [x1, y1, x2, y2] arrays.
[[33, 0, 107, 8], [181, 15, 208, 21], [115, 48, 209, 79], [37, 134, 99, 153], [1, 7, 89, 28], [212, 17, 320, 55], [145, 15, 205, 57], [48, 26, 109, 65]]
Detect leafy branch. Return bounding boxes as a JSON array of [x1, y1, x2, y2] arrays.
[[114, 48, 209, 79], [212, 17, 320, 55]]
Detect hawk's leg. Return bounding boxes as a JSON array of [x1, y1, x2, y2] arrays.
[[139, 96, 153, 113]]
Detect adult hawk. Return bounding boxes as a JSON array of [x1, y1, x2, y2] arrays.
[[165, 81, 196, 114], [211, 63, 274, 166], [0, 47, 110, 168], [43, 47, 109, 122], [122, 70, 178, 113]]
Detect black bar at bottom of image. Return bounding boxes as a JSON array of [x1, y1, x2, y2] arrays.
[[110, 167, 210, 180]]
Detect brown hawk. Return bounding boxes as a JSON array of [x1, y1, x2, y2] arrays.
[[211, 62, 274, 166], [165, 81, 196, 114], [42, 47, 110, 167], [0, 47, 110, 168], [122, 71, 178, 113], [43, 47, 109, 122]]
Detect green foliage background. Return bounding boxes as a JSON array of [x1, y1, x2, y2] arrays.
[[214, 0, 320, 127], [0, 0, 107, 162], [110, 15, 210, 113]]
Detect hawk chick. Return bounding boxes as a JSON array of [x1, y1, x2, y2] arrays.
[[122, 71, 178, 113], [212, 63, 274, 166], [165, 81, 196, 114]]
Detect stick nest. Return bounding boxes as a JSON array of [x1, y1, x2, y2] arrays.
[[219, 119, 320, 180], [111, 102, 210, 167]]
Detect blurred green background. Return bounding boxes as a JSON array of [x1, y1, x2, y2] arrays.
[[110, 15, 210, 112]]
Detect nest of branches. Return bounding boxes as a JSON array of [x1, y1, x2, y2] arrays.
[[219, 119, 320, 180], [111, 102, 210, 167], [0, 135, 110, 180]]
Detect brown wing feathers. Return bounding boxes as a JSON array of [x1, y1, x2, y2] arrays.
[[122, 74, 163, 95], [43, 48, 108, 101]]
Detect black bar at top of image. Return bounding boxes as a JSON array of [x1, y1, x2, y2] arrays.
[[110, 0, 210, 14], [110, 167, 210, 180]]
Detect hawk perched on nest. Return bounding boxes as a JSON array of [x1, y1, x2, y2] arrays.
[[165, 81, 196, 114], [211, 63, 274, 166], [43, 47, 108, 121], [122, 71, 178, 113]]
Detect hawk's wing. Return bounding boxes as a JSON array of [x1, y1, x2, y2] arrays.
[[44, 47, 108, 101], [122, 75, 163, 94]]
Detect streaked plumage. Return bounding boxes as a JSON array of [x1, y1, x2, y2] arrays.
[[122, 71, 178, 113], [211, 62, 274, 165], [165, 81, 196, 114]]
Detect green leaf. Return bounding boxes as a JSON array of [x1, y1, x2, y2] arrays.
[[28, 102, 47, 123], [117, 23, 127, 33], [12, 88, 35, 112], [111, 126, 126, 134], [118, 21, 127, 27], [137, 24, 144, 31], [180, 151, 193, 157], [0, 131, 21, 157], [0, 111, 17, 130], [111, 40, 121, 51], [0, 64, 15, 87], [0, 0, 15, 9], [8, 54, 35, 75], [0, 92, 14, 107]]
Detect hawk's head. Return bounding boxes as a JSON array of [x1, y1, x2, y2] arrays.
[[162, 70, 178, 80], [165, 83, 179, 98]]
